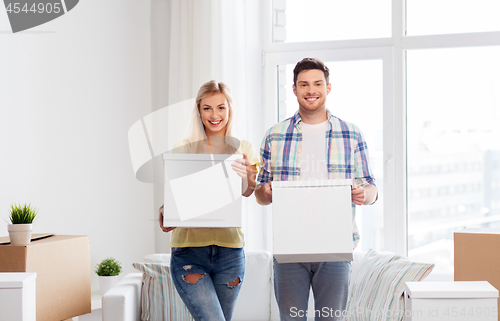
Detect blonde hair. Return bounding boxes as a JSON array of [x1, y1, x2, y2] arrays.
[[184, 80, 239, 154]]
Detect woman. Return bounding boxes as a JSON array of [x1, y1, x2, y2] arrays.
[[158, 80, 258, 321]]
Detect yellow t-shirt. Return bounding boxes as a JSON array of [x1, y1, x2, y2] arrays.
[[170, 139, 259, 248]]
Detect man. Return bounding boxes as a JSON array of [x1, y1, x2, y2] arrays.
[[255, 57, 377, 320]]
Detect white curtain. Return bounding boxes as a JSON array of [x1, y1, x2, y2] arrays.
[[169, 1, 244, 102], [153, 0, 269, 252]]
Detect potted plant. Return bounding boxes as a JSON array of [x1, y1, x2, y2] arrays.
[[95, 257, 122, 295], [7, 203, 38, 246]]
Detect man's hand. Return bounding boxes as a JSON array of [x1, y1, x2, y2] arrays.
[[352, 184, 378, 205], [263, 182, 272, 203], [255, 182, 273, 205], [351, 185, 365, 205], [158, 204, 176, 233]]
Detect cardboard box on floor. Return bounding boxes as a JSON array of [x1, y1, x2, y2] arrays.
[[0, 234, 91, 321], [454, 228, 500, 321]]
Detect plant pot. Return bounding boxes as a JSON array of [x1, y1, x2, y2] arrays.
[[99, 275, 119, 296], [7, 224, 33, 246]]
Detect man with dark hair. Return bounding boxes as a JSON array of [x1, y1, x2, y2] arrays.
[[255, 57, 377, 320]]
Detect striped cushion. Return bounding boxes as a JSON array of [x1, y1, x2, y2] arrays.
[[345, 249, 434, 321], [133, 263, 194, 321]]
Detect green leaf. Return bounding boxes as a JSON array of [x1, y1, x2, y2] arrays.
[[8, 202, 38, 224]]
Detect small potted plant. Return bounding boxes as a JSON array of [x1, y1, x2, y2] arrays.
[[95, 257, 122, 295], [7, 203, 38, 246]]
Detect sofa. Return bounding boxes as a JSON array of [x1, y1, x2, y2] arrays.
[[102, 250, 437, 321]]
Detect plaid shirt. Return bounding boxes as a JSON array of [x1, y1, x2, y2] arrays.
[[257, 110, 376, 248]]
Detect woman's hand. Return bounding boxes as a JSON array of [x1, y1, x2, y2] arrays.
[[231, 153, 252, 179], [158, 204, 176, 233], [231, 153, 257, 197]]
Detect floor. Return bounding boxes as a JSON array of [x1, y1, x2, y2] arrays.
[[78, 308, 102, 321]]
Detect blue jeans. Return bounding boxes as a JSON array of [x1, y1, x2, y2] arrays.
[[274, 259, 351, 321], [170, 246, 245, 321]]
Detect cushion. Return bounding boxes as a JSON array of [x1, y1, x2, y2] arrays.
[[345, 249, 434, 321], [350, 250, 367, 286], [144, 253, 171, 264], [132, 262, 193, 321]]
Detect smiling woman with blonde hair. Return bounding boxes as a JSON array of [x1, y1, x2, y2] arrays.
[[158, 80, 258, 320], [181, 80, 240, 155]]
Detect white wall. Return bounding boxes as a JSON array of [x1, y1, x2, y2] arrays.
[[0, 1, 155, 291], [151, 0, 172, 254]]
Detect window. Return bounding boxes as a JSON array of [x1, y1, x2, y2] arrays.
[[406, 0, 500, 36], [275, 0, 391, 43], [407, 46, 500, 272]]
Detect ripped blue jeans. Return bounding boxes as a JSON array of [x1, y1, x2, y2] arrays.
[[170, 246, 245, 321]]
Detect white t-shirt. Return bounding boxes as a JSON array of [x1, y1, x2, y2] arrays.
[[300, 121, 329, 180]]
